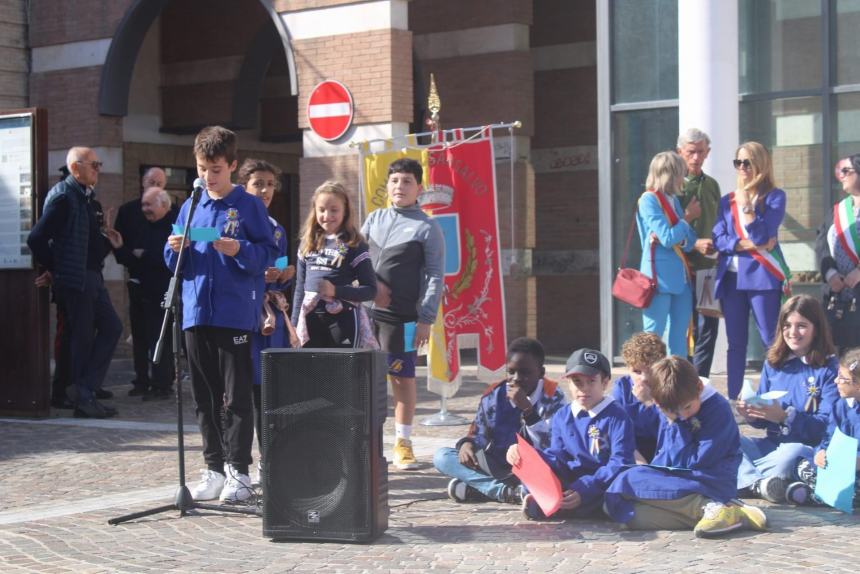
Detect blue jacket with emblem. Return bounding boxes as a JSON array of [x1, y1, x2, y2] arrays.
[[752, 355, 839, 447], [164, 185, 278, 332], [538, 398, 635, 514], [604, 384, 740, 524], [456, 378, 568, 475]]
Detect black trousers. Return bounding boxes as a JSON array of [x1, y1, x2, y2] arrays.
[[185, 326, 254, 469], [691, 310, 720, 378], [51, 302, 70, 402], [141, 295, 174, 390], [304, 306, 359, 348], [54, 271, 122, 403], [127, 281, 151, 388]]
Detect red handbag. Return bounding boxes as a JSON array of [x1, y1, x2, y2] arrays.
[[612, 212, 657, 309]]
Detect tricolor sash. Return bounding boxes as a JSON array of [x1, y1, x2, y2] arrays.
[[646, 190, 692, 279], [729, 191, 792, 296], [833, 196, 860, 266]]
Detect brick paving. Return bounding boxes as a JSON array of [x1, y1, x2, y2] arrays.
[[1, 358, 858, 573]]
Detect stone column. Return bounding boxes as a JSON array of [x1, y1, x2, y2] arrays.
[[678, 0, 739, 374]]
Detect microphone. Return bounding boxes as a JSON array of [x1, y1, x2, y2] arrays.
[[191, 177, 206, 203]]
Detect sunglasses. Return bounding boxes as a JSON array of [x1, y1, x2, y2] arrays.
[[732, 159, 752, 169], [76, 160, 103, 170]]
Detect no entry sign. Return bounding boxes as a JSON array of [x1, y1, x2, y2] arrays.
[[307, 80, 354, 141]]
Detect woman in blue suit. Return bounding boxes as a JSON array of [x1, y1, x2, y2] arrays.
[[712, 141, 788, 400], [637, 151, 699, 356]]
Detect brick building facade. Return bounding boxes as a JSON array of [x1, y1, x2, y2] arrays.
[[13, 0, 599, 357]]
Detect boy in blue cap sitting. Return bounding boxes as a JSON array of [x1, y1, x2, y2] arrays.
[[508, 348, 635, 519]]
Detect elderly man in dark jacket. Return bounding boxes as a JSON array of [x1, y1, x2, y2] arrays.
[[27, 147, 122, 418], [113, 186, 178, 400]]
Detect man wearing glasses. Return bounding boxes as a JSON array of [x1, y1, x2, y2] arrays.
[[28, 147, 123, 418], [676, 128, 721, 378]]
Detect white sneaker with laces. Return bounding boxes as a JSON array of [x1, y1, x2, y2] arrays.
[[220, 465, 253, 502], [190, 469, 225, 501]]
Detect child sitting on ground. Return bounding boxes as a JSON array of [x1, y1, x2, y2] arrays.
[[736, 295, 839, 503], [603, 356, 767, 538], [612, 332, 665, 463], [787, 347, 860, 507], [507, 348, 635, 520], [433, 337, 567, 504]]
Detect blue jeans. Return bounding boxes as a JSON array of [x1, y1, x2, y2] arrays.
[[643, 286, 692, 357], [433, 447, 510, 501], [737, 435, 814, 490]]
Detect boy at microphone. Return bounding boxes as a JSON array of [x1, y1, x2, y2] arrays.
[[164, 126, 277, 503]]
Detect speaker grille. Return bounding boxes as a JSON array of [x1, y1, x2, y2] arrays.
[[261, 349, 388, 542]]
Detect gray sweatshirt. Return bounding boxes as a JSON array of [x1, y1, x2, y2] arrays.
[[361, 204, 445, 324]]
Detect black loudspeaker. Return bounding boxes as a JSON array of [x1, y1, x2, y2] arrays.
[[261, 348, 389, 542]]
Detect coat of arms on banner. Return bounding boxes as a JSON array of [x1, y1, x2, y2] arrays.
[[359, 129, 507, 397]]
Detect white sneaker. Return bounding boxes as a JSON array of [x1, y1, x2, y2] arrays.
[[190, 469, 225, 501], [220, 465, 253, 503]]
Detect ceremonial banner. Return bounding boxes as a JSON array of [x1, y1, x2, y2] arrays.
[[359, 130, 507, 397]]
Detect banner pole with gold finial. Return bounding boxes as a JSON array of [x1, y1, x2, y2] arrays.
[[421, 73, 469, 427]]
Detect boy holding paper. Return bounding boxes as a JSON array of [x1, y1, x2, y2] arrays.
[[164, 126, 278, 503], [603, 356, 767, 537], [507, 348, 635, 520], [433, 337, 567, 504]]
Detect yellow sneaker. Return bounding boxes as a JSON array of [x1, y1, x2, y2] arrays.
[[693, 502, 744, 538], [737, 501, 768, 531], [393, 437, 419, 470]]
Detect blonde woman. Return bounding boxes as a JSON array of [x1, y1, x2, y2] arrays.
[[712, 141, 789, 399], [637, 151, 700, 356]]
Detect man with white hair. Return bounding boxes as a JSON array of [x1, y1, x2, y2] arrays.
[[676, 128, 721, 377], [112, 186, 178, 400], [27, 147, 123, 418], [114, 166, 168, 396]]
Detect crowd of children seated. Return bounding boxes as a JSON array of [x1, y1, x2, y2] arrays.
[[434, 294, 860, 537]]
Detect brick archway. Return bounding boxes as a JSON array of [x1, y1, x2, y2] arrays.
[[98, 0, 297, 124]]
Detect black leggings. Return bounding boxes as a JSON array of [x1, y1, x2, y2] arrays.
[[304, 306, 359, 348]]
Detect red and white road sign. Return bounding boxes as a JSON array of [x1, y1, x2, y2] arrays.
[[307, 80, 354, 141]]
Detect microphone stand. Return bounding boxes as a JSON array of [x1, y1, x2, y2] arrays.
[[109, 186, 259, 525]]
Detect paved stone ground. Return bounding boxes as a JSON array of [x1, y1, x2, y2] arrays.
[[1, 358, 858, 573]]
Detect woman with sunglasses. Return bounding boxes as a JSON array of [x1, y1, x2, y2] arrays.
[[820, 154, 860, 350], [712, 141, 790, 400]]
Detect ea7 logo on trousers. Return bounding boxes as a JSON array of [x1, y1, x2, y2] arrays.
[[233, 334, 248, 345]]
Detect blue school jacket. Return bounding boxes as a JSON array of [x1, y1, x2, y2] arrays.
[[537, 397, 635, 514], [457, 378, 568, 473], [636, 191, 697, 295], [752, 355, 839, 447], [604, 384, 740, 524], [712, 188, 787, 296], [164, 185, 278, 332], [818, 397, 860, 455], [611, 375, 661, 461]]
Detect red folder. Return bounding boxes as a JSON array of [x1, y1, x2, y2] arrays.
[[511, 434, 563, 516]]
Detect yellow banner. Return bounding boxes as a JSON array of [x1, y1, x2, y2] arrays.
[[362, 146, 427, 214], [361, 144, 455, 395]]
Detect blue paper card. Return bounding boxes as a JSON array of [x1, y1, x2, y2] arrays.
[[815, 427, 859, 513], [275, 256, 289, 270], [739, 379, 788, 406], [403, 321, 417, 352], [172, 224, 220, 243]]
